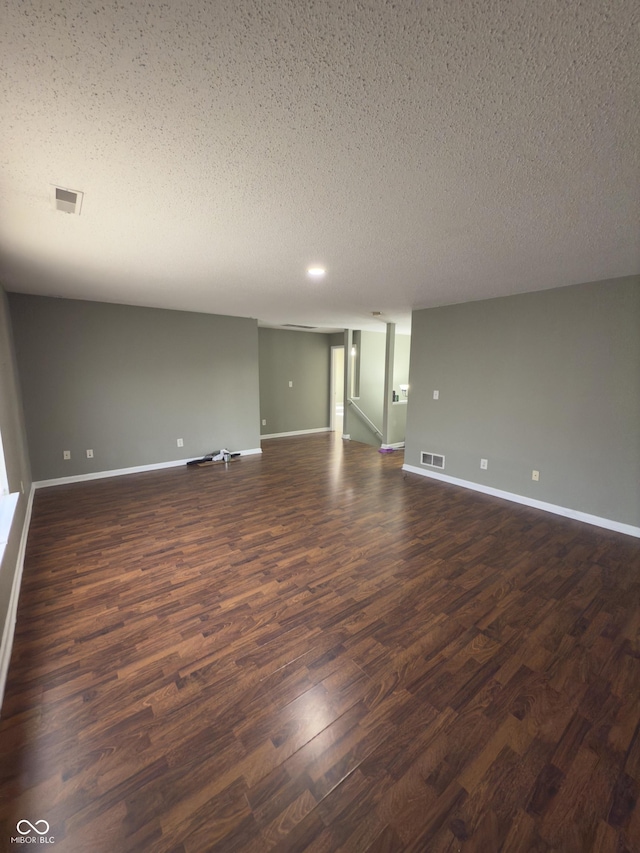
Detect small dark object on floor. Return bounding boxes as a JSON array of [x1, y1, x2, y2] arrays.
[[187, 450, 240, 466], [187, 455, 213, 466]]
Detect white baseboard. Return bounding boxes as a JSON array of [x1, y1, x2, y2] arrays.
[[402, 464, 640, 539], [0, 483, 35, 713], [261, 428, 330, 440], [33, 447, 263, 489], [381, 442, 405, 450]]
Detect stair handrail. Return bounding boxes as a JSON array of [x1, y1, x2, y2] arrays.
[[347, 398, 383, 438]]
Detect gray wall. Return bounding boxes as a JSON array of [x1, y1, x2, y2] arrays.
[[0, 285, 32, 682], [405, 276, 640, 526], [9, 295, 261, 481], [258, 328, 332, 435], [349, 330, 386, 446], [0, 291, 31, 495]]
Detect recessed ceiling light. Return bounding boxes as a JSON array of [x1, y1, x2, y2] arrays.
[[307, 267, 326, 278]]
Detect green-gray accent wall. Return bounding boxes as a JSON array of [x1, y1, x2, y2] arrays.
[[405, 277, 640, 527], [9, 295, 261, 481], [348, 330, 386, 446], [0, 285, 32, 678], [348, 330, 411, 447], [258, 328, 332, 435]]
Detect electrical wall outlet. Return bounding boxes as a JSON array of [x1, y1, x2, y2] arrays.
[[262, 419, 267, 426], [433, 390, 439, 400], [63, 450, 71, 460], [480, 458, 488, 469], [288, 380, 293, 388], [532, 469, 539, 481], [86, 449, 94, 459], [177, 438, 184, 447]]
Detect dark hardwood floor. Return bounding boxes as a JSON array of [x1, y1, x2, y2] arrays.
[[1, 433, 640, 852]]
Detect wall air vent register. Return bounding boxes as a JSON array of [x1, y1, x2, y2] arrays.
[[421, 451, 445, 469], [282, 324, 318, 330]]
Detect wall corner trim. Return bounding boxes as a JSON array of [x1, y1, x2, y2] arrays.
[[0, 484, 35, 713], [401, 464, 640, 539]]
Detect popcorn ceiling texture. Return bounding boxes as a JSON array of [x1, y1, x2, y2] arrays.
[[0, 0, 638, 331]]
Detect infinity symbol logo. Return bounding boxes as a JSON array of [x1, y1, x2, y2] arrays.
[[16, 819, 50, 835]]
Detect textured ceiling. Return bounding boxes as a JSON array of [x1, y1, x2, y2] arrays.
[[1, 0, 638, 333]]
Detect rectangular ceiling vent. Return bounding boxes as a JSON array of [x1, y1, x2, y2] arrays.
[[283, 324, 317, 330], [421, 451, 445, 469], [51, 186, 83, 215]]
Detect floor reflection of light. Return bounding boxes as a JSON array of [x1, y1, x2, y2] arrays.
[[329, 431, 343, 493], [295, 687, 334, 743]]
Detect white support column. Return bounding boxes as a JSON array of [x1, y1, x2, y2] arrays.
[[342, 329, 353, 439], [381, 322, 396, 446]]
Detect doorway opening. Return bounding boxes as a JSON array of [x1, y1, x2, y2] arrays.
[[330, 346, 344, 435]]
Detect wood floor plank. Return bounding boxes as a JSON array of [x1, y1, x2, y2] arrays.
[[1, 433, 640, 851]]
